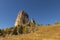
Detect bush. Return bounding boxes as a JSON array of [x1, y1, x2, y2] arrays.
[[55, 21, 59, 24], [1, 29, 6, 37], [3, 28, 12, 35], [12, 25, 24, 35], [0, 29, 2, 36], [23, 26, 29, 33], [17, 25, 23, 34], [12, 27, 18, 35]]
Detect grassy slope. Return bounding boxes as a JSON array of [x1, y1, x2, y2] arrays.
[[1, 24, 60, 40]]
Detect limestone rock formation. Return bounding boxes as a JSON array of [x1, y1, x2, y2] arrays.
[[31, 18, 35, 24], [14, 10, 29, 27]]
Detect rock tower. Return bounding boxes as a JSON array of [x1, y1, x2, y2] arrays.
[[14, 10, 29, 27]]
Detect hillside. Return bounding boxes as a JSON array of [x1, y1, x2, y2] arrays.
[[0, 24, 60, 40], [0, 10, 60, 40]]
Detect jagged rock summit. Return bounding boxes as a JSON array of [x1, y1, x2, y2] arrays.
[[14, 10, 29, 27]]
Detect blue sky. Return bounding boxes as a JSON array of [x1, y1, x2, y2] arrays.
[[0, 0, 60, 29]]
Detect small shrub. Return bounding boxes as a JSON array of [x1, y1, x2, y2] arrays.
[[0, 29, 3, 36], [23, 26, 29, 33], [18, 25, 23, 34], [12, 27, 18, 35]]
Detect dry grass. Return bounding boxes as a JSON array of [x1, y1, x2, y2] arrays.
[[0, 24, 60, 40]]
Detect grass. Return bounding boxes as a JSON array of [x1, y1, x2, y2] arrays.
[[0, 24, 60, 40]]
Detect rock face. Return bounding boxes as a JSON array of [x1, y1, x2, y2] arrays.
[[31, 18, 35, 24], [14, 10, 29, 27]]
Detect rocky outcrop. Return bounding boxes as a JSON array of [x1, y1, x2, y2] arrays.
[[14, 10, 29, 27], [31, 18, 36, 24], [0, 10, 36, 37]]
